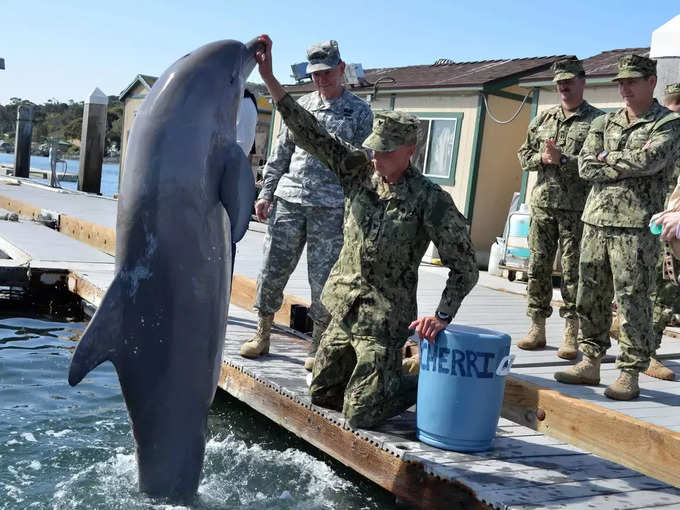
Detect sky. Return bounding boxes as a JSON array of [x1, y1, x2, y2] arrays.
[[1, 0, 678, 105]]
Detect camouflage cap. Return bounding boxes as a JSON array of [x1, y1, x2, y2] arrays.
[[665, 82, 680, 96], [552, 57, 584, 82], [613, 54, 656, 81], [363, 111, 419, 152], [306, 40, 341, 74]]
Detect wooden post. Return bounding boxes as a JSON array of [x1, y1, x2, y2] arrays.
[[13, 105, 33, 178], [78, 88, 108, 194]]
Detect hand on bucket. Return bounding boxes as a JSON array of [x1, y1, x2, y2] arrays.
[[410, 316, 448, 343]]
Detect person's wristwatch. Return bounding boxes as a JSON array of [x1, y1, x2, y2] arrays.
[[559, 154, 568, 166], [597, 150, 609, 162], [435, 311, 452, 324]]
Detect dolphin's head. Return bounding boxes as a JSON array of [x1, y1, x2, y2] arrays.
[[140, 38, 265, 133]]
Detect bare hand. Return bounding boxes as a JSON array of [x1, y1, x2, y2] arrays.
[[541, 139, 562, 165], [409, 316, 448, 343], [255, 35, 274, 81], [255, 199, 272, 221]]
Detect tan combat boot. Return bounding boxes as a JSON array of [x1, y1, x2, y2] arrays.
[[517, 317, 546, 350], [604, 369, 640, 400], [554, 354, 601, 385], [401, 339, 420, 375], [557, 318, 579, 360], [240, 313, 274, 358], [304, 322, 325, 372], [609, 314, 620, 341], [644, 358, 675, 381]]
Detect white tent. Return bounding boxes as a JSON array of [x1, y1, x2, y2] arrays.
[[650, 14, 680, 101]]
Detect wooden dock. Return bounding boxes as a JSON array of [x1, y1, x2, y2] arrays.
[[2, 176, 680, 509]]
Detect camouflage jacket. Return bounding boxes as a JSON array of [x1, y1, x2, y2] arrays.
[[259, 89, 373, 208], [579, 100, 680, 228], [274, 94, 478, 328], [518, 101, 603, 211]]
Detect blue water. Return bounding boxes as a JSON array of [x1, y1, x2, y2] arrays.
[[0, 153, 120, 197], [0, 315, 393, 509]]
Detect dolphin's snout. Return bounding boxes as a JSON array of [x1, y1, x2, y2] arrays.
[[242, 37, 265, 76]]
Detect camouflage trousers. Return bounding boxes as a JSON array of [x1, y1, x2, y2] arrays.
[[526, 206, 583, 320], [651, 240, 680, 351], [310, 300, 418, 429], [576, 224, 656, 371], [255, 198, 344, 326]]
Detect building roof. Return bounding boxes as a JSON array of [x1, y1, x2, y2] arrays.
[[519, 47, 651, 85], [282, 55, 568, 94], [119, 74, 158, 100]]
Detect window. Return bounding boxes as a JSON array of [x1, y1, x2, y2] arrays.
[[411, 113, 463, 186]]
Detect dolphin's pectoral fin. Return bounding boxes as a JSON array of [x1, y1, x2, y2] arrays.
[[68, 274, 125, 386], [219, 143, 255, 243]]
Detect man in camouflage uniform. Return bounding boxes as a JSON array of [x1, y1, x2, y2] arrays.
[[555, 55, 680, 400], [240, 40, 373, 370], [647, 82, 680, 381], [255, 35, 479, 428], [517, 57, 603, 360]]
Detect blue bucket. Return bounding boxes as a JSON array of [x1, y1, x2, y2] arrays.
[[416, 324, 513, 452]]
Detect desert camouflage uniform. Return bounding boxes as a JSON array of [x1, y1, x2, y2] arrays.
[[651, 158, 680, 348], [255, 90, 373, 325], [577, 101, 680, 371], [518, 101, 603, 319], [274, 94, 478, 428]]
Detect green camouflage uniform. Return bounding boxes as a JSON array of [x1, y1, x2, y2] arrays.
[[518, 97, 603, 320], [274, 94, 479, 428], [651, 83, 680, 348], [577, 92, 680, 370], [256, 89, 373, 326]]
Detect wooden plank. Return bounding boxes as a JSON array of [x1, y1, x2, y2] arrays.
[[67, 271, 106, 307], [230, 273, 309, 327], [482, 475, 669, 508], [501, 376, 680, 488], [509, 487, 680, 510], [58, 214, 115, 256], [0, 194, 43, 219], [218, 362, 490, 510]]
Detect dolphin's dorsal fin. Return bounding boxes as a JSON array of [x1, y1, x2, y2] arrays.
[[68, 273, 125, 386], [220, 143, 255, 243]]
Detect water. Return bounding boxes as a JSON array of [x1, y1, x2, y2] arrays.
[[0, 153, 120, 197], [0, 315, 394, 509]]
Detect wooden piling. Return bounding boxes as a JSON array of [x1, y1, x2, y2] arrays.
[[13, 105, 33, 178], [78, 88, 108, 194]]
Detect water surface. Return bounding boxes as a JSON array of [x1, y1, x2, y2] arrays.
[[0, 314, 394, 509]]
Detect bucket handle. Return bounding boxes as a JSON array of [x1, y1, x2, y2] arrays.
[[496, 354, 515, 376]]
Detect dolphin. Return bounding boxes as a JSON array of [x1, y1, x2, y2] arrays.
[[68, 38, 261, 502]]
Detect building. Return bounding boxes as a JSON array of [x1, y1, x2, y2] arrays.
[[276, 56, 568, 264], [118, 74, 158, 181], [118, 75, 272, 181]]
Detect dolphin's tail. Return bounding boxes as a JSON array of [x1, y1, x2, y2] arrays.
[[68, 273, 125, 386]]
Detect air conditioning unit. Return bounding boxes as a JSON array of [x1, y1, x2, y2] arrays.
[[290, 62, 310, 82], [344, 63, 365, 86]]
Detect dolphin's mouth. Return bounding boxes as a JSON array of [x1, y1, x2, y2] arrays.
[[242, 37, 265, 79]]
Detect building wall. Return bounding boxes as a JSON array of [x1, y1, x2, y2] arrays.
[[523, 84, 623, 204], [471, 87, 532, 260], [120, 83, 149, 182], [392, 92, 479, 212]]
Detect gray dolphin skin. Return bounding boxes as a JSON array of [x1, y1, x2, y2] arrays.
[[68, 38, 261, 502]]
